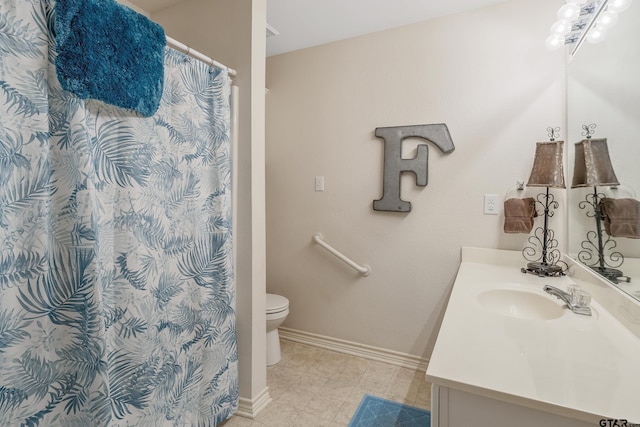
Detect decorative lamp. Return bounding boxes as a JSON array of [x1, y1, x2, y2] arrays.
[[572, 138, 619, 188], [522, 130, 566, 277], [571, 128, 626, 283]]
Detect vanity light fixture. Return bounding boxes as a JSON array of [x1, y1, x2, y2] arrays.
[[545, 0, 633, 56], [522, 129, 566, 277]]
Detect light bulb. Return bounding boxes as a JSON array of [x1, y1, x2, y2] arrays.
[[587, 27, 607, 43], [607, 0, 632, 13], [550, 19, 573, 35], [565, 0, 587, 4], [597, 11, 619, 29], [545, 34, 565, 50], [557, 4, 581, 21]]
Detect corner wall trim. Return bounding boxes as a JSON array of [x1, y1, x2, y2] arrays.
[[235, 386, 272, 419], [278, 327, 429, 371]]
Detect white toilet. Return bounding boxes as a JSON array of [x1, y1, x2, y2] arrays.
[[266, 293, 289, 366]]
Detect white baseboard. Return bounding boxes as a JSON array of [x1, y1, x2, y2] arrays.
[[278, 327, 429, 371], [235, 386, 272, 419]]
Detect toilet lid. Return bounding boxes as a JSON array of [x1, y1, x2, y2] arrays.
[[266, 293, 289, 314]]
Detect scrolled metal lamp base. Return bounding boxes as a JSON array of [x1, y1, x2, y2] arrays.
[[521, 189, 564, 278], [522, 262, 564, 277]]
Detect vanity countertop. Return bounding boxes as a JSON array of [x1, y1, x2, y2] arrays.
[[426, 247, 640, 423]]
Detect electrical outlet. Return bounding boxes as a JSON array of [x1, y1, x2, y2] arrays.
[[484, 194, 499, 215], [315, 176, 324, 192]]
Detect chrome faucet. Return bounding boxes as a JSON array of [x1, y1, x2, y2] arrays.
[[543, 285, 592, 316]]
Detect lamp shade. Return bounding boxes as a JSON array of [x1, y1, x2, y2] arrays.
[[571, 138, 620, 188], [527, 141, 566, 188]]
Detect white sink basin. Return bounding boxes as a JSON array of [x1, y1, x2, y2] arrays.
[[477, 289, 564, 320]]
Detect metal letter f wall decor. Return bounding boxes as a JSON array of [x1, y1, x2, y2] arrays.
[[373, 124, 455, 212]]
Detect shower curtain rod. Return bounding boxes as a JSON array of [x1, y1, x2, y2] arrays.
[[166, 36, 237, 77]]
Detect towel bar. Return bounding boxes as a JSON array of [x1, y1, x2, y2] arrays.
[[313, 233, 370, 276]]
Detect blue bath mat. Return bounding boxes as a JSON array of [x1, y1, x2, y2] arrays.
[[349, 394, 431, 427], [54, 0, 165, 116]]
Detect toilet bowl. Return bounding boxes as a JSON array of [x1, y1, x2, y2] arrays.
[[266, 293, 289, 366]]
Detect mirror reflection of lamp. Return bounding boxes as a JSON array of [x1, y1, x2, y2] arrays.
[[522, 139, 566, 277], [571, 135, 627, 283]]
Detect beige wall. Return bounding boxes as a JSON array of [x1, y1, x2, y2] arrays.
[[265, 0, 565, 358]]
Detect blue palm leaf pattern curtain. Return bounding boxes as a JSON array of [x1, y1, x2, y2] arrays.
[[0, 1, 238, 426]]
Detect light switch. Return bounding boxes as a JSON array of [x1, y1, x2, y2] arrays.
[[315, 176, 324, 191]]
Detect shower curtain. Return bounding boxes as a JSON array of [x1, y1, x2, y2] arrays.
[[0, 1, 238, 426]]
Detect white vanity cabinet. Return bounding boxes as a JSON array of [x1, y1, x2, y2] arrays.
[[426, 247, 640, 427], [431, 385, 594, 427]]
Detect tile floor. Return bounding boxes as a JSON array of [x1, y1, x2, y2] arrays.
[[220, 339, 432, 426]]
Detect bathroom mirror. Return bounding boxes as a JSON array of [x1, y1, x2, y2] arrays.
[[567, 2, 640, 301]]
